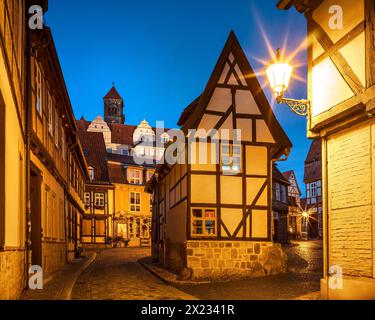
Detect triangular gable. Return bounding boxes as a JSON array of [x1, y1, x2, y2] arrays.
[[181, 31, 292, 158]]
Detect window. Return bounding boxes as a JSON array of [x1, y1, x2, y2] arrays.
[[191, 208, 216, 237], [84, 192, 90, 207], [122, 149, 129, 156], [35, 63, 43, 116], [221, 143, 241, 173], [88, 167, 95, 181], [94, 193, 105, 207], [129, 169, 142, 184], [130, 192, 141, 212], [47, 91, 53, 135], [161, 133, 169, 144], [54, 109, 59, 147], [106, 148, 112, 153], [136, 218, 140, 237], [61, 129, 66, 161], [311, 182, 317, 198], [146, 171, 154, 182], [281, 185, 287, 203], [275, 183, 281, 201]]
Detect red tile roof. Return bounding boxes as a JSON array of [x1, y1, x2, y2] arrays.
[[108, 123, 137, 145], [104, 86, 122, 100], [282, 170, 293, 180], [77, 128, 110, 183]]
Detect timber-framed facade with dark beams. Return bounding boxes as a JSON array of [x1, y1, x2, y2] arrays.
[[278, 0, 375, 299], [147, 32, 292, 280], [82, 182, 114, 247]]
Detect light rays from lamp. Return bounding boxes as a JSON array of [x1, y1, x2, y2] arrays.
[[247, 6, 308, 106]]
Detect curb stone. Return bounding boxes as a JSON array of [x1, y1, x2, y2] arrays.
[[65, 252, 97, 300], [138, 259, 199, 300], [138, 258, 210, 286]]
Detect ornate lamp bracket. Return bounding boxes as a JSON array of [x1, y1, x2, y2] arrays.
[[276, 96, 311, 117]]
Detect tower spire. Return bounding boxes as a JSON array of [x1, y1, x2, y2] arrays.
[[103, 85, 125, 124]]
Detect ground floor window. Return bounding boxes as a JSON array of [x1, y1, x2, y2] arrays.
[[191, 208, 216, 237]]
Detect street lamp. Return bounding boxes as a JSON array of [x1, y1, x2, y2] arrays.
[[302, 211, 309, 219], [266, 48, 310, 116]]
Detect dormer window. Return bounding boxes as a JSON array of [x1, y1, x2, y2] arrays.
[[128, 169, 142, 185], [88, 167, 95, 181], [161, 133, 169, 144]]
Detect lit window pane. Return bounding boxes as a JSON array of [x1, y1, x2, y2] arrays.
[[193, 209, 202, 218]]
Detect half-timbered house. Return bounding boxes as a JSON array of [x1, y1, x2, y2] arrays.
[[28, 24, 89, 273], [277, 0, 375, 299], [272, 166, 290, 244], [282, 170, 302, 239], [77, 120, 115, 248], [147, 32, 292, 280]]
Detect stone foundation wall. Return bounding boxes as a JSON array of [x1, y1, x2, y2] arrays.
[[165, 240, 186, 272], [0, 250, 26, 300], [42, 242, 66, 274], [186, 241, 287, 280]]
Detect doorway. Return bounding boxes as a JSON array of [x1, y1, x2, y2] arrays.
[[30, 168, 42, 266]]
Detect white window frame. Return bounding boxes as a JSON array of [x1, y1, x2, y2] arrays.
[[130, 192, 141, 212], [191, 208, 217, 238], [94, 193, 105, 207], [221, 143, 241, 174], [84, 192, 91, 207], [129, 169, 142, 185]]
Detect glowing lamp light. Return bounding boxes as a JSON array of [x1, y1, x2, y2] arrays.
[[302, 211, 309, 219], [265, 48, 310, 116], [266, 60, 293, 99]]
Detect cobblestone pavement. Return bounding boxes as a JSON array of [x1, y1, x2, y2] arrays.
[[174, 241, 323, 300], [71, 248, 196, 300], [21, 253, 96, 300]]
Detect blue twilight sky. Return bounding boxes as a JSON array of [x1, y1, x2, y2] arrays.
[[46, 0, 311, 196]]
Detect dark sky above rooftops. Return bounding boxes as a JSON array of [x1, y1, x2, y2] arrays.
[[46, 0, 310, 196]]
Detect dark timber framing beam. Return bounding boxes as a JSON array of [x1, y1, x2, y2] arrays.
[[365, 0, 375, 112], [312, 20, 365, 95]]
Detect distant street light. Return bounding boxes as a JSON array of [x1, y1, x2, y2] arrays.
[[266, 48, 310, 116]]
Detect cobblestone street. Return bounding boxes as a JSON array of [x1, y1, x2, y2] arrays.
[[173, 241, 323, 300], [71, 248, 196, 300], [70, 241, 322, 300]]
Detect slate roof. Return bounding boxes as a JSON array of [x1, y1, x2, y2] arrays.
[[304, 140, 322, 182], [273, 165, 290, 185]]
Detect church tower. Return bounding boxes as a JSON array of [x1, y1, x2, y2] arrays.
[[104, 85, 125, 124]]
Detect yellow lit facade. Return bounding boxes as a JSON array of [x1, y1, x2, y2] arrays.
[[278, 0, 375, 299], [0, 0, 27, 300], [112, 164, 155, 247]]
